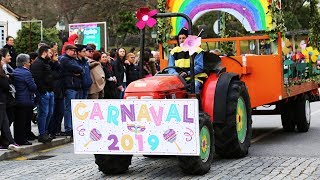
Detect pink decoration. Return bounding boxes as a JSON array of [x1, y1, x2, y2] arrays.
[[84, 128, 102, 147], [180, 35, 202, 56], [163, 129, 181, 152], [136, 8, 158, 30], [300, 40, 307, 50], [127, 124, 146, 134]]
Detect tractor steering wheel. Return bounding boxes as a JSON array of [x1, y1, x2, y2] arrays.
[[159, 66, 188, 75]]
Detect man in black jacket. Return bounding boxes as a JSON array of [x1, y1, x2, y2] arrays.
[[48, 50, 64, 138], [3, 36, 17, 69], [30, 45, 54, 143]]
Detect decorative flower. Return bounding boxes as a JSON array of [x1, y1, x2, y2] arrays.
[[201, 135, 207, 153], [136, 8, 158, 30], [302, 46, 319, 63], [180, 35, 202, 56], [300, 40, 307, 50], [293, 52, 304, 62], [236, 106, 243, 132], [282, 38, 292, 56]]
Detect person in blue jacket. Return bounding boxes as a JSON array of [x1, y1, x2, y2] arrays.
[[168, 28, 207, 93], [13, 54, 37, 145], [60, 45, 83, 136], [76, 44, 92, 99]]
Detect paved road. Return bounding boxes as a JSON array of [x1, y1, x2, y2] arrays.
[[1, 102, 320, 180]]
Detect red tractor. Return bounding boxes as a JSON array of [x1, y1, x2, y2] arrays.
[[94, 7, 319, 176], [94, 12, 252, 175]]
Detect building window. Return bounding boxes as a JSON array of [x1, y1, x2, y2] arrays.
[[0, 26, 4, 47]]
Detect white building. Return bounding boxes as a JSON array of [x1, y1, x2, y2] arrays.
[[0, 3, 24, 47]]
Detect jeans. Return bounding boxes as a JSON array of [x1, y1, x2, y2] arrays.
[[64, 89, 79, 132], [78, 89, 88, 99], [119, 82, 126, 99], [48, 98, 65, 135], [195, 80, 202, 93], [37, 91, 54, 136]]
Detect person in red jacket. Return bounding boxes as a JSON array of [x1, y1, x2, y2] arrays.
[[61, 34, 79, 55]]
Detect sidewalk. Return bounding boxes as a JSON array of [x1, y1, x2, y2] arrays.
[[0, 121, 72, 161]]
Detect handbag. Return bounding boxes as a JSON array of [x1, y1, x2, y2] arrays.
[[6, 92, 16, 107]]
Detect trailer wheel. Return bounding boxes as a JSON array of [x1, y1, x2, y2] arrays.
[[280, 100, 296, 132], [296, 95, 311, 132], [178, 113, 214, 175], [214, 80, 252, 158], [94, 154, 132, 174]]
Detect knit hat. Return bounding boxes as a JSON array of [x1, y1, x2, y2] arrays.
[[178, 27, 189, 37], [176, 27, 189, 45]]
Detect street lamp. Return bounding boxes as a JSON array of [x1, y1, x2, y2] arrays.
[[56, 17, 66, 32], [56, 17, 66, 40], [56, 17, 66, 54], [151, 30, 157, 39], [151, 30, 157, 49], [59, 18, 66, 32]]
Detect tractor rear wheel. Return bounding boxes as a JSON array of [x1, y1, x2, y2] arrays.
[[178, 113, 214, 175], [214, 80, 252, 158], [296, 95, 311, 132], [280, 100, 296, 132], [94, 154, 132, 174]]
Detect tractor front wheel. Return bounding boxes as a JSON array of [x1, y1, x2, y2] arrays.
[[94, 154, 132, 174], [214, 80, 252, 158], [178, 113, 214, 175]]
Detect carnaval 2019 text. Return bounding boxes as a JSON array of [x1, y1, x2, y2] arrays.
[[73, 102, 195, 125]]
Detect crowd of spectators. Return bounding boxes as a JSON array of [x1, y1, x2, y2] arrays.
[[0, 35, 160, 151]]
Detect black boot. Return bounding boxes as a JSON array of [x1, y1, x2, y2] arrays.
[[27, 132, 38, 140], [38, 134, 52, 143]]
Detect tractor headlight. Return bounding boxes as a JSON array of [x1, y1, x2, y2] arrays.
[[140, 96, 153, 99], [126, 96, 138, 99]]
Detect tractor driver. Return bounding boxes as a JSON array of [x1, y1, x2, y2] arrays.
[[168, 27, 207, 93]]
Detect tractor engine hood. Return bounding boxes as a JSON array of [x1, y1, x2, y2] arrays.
[[125, 75, 186, 93]]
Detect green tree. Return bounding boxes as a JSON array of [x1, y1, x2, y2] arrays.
[[114, 11, 139, 47], [284, 12, 302, 31], [15, 22, 60, 53], [309, 0, 320, 47], [295, 6, 310, 29], [281, 0, 308, 12]]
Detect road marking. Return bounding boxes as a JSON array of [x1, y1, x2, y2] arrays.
[[251, 127, 282, 144], [14, 156, 27, 161], [251, 109, 320, 144], [39, 145, 64, 153]]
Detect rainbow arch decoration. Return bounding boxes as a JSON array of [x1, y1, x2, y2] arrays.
[[167, 0, 273, 35]]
